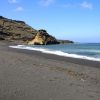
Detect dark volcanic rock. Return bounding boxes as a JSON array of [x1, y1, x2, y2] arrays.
[[28, 29, 60, 45], [58, 40, 74, 44], [0, 16, 37, 42]]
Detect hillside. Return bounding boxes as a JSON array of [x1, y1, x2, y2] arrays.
[[0, 16, 73, 44], [0, 16, 37, 42]]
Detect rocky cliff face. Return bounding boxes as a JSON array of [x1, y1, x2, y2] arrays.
[[0, 16, 37, 42], [0, 16, 73, 45], [0, 16, 59, 44], [28, 30, 60, 45]]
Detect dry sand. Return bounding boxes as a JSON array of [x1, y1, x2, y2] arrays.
[[0, 42, 100, 100]]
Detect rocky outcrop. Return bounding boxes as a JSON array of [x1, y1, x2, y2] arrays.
[[28, 29, 60, 45], [0, 16, 37, 42], [58, 40, 74, 44], [0, 16, 73, 45]]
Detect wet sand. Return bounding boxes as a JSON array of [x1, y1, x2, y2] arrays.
[[0, 42, 100, 100]]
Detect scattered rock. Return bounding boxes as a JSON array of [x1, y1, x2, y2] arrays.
[[0, 36, 5, 40]]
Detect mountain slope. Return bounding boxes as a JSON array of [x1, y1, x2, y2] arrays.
[[0, 16, 73, 44], [0, 16, 37, 42]]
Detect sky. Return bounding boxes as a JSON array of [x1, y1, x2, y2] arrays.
[[0, 0, 100, 43]]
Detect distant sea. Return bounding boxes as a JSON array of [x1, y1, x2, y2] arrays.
[[10, 43, 100, 62]]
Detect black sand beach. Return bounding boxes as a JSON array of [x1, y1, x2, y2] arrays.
[[0, 42, 100, 100]]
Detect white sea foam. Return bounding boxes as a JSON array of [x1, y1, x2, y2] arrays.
[[9, 45, 100, 62]]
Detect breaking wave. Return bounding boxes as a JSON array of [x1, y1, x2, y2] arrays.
[[9, 45, 100, 62]]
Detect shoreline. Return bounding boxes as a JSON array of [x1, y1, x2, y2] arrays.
[[0, 41, 100, 68], [8, 44, 100, 68], [9, 45, 100, 62]]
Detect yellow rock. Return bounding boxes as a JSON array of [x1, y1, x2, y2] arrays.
[[28, 29, 59, 45]]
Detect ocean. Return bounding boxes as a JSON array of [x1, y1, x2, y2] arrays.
[[9, 43, 100, 62]]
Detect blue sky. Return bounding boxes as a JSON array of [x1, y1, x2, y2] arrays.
[[0, 0, 100, 42]]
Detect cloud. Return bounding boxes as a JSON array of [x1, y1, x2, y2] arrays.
[[8, 0, 17, 3], [8, 0, 24, 12], [62, 3, 77, 8], [15, 6, 24, 11], [80, 1, 93, 9], [62, 1, 93, 9], [39, 0, 55, 7]]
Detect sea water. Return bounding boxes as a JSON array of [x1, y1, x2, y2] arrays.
[[9, 43, 100, 62]]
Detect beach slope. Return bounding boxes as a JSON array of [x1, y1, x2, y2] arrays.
[[0, 42, 100, 100]]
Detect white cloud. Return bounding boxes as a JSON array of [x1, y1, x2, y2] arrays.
[[80, 1, 93, 9], [62, 1, 93, 9], [8, 0, 17, 3], [15, 6, 24, 11], [39, 0, 55, 7]]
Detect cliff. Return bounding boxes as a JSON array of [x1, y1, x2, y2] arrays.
[[0, 16, 73, 44], [0, 16, 37, 42]]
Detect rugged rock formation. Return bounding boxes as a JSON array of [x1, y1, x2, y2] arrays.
[[0, 16, 73, 45], [58, 40, 74, 44], [0, 16, 37, 42], [28, 29, 60, 45]]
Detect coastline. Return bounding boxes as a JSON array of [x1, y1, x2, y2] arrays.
[[9, 44, 100, 68], [0, 42, 100, 100]]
